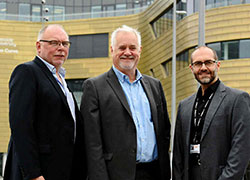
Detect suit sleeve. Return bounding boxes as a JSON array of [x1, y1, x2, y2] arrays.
[[172, 103, 185, 180], [9, 64, 41, 179], [218, 92, 250, 180], [80, 79, 110, 180]]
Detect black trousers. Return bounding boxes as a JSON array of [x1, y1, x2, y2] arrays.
[[135, 160, 161, 180], [190, 165, 202, 180]]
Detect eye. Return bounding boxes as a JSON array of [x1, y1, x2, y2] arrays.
[[50, 40, 59, 45]]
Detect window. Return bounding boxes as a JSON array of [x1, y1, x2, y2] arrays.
[[151, 0, 186, 38], [176, 50, 189, 71], [151, 7, 173, 38], [32, 5, 42, 22], [19, 3, 30, 21], [54, 6, 65, 21], [66, 79, 86, 108], [91, 6, 102, 18], [103, 5, 115, 17], [116, 4, 127, 16], [161, 59, 172, 77], [239, 39, 250, 59], [0, 2, 6, 20], [68, 33, 109, 59], [221, 41, 239, 60], [207, 42, 221, 60]]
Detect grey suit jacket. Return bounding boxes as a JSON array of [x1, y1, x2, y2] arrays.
[[80, 68, 171, 180], [173, 82, 250, 180]]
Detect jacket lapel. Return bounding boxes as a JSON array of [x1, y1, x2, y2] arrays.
[[33, 57, 70, 110], [201, 82, 226, 142], [140, 76, 159, 132], [106, 68, 133, 119], [184, 94, 196, 147]]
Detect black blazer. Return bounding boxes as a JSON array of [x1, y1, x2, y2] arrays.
[[173, 82, 250, 180], [4, 57, 86, 180], [80, 68, 171, 180]]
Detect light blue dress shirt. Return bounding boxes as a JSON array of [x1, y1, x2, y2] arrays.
[[112, 65, 158, 162], [37, 56, 76, 140]]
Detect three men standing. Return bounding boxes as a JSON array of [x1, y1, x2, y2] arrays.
[[173, 46, 250, 180], [80, 25, 171, 180]]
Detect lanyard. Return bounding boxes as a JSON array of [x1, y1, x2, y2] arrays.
[[192, 92, 214, 143]]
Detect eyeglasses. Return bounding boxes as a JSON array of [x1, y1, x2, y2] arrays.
[[191, 60, 217, 68], [39, 40, 71, 48]]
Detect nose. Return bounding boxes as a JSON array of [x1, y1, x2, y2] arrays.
[[124, 48, 132, 55]]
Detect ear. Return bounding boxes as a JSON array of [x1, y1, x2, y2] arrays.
[[36, 41, 41, 53], [110, 46, 114, 54], [216, 61, 221, 70]]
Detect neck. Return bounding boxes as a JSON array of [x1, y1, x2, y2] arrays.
[[200, 78, 218, 96]]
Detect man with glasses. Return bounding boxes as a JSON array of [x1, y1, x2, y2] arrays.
[[4, 24, 86, 180], [172, 46, 250, 180]]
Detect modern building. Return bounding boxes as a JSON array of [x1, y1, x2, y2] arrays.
[[1, 0, 250, 178]]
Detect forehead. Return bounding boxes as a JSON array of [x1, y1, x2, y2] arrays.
[[42, 26, 68, 40], [192, 47, 214, 62], [115, 31, 138, 46]]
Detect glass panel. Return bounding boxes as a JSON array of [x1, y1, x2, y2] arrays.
[[133, 2, 142, 14], [207, 42, 221, 60], [214, 0, 228, 8], [176, 50, 189, 71], [32, 5, 41, 22], [194, 0, 199, 12], [206, 0, 215, 9], [0, 2, 6, 20], [228, 0, 242, 5], [116, 4, 127, 16], [54, 6, 65, 21], [239, 39, 250, 58], [91, 5, 102, 18], [19, 3, 30, 21], [162, 59, 172, 77], [103, 5, 114, 17], [221, 41, 239, 60]]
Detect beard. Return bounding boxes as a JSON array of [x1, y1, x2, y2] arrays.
[[118, 55, 137, 70], [194, 69, 218, 85]]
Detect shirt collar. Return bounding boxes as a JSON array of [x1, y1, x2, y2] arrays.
[[197, 79, 220, 99], [112, 65, 142, 84], [37, 55, 66, 78]]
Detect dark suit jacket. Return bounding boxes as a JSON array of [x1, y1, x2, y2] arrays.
[[80, 68, 171, 180], [4, 57, 87, 180], [173, 82, 250, 180]]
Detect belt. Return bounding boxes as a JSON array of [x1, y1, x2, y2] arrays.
[[136, 160, 159, 170]]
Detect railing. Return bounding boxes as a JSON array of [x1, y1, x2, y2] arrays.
[[0, 6, 149, 22]]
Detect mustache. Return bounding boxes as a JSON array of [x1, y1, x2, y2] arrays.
[[120, 55, 134, 59]]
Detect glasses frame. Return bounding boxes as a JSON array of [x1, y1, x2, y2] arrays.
[[191, 60, 217, 68], [39, 40, 71, 48]]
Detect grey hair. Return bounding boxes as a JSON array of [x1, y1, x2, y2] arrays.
[[37, 24, 68, 41], [111, 25, 141, 48]]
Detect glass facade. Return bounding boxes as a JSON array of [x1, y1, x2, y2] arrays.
[[0, 0, 155, 22]]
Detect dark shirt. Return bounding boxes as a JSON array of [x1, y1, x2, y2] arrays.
[[189, 79, 220, 166]]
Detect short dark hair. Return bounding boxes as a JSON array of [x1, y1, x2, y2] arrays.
[[191, 46, 218, 63]]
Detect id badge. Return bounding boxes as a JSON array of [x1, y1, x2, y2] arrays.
[[190, 144, 200, 154]]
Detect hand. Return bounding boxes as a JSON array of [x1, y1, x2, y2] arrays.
[[31, 176, 45, 180]]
